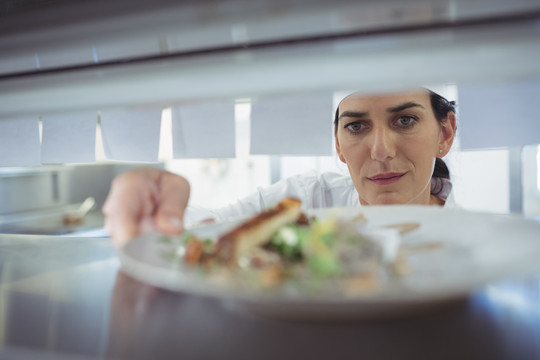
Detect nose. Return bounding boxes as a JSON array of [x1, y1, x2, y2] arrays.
[[369, 127, 396, 161]]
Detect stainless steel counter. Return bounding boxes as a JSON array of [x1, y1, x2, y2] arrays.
[[0, 211, 105, 236], [0, 234, 539, 360]]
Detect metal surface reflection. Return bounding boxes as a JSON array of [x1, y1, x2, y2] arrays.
[[0, 234, 540, 359], [0, 235, 118, 358], [105, 269, 540, 360]]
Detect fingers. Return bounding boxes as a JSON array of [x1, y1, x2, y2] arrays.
[[103, 168, 161, 247], [104, 209, 139, 248], [154, 172, 190, 235], [103, 168, 191, 247]]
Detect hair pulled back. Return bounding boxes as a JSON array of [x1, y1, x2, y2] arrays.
[[428, 90, 456, 181]]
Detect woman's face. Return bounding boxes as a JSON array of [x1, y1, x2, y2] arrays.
[[335, 90, 455, 205]]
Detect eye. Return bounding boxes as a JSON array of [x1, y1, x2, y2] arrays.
[[344, 121, 367, 134], [395, 115, 417, 129]]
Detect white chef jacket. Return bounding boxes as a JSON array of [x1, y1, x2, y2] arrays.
[[185, 170, 454, 226]]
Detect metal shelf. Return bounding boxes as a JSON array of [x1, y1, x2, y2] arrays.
[[0, 0, 539, 117]]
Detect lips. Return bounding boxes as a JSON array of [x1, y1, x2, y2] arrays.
[[367, 172, 406, 185]]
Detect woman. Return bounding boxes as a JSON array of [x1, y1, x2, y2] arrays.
[[103, 88, 456, 246], [335, 88, 455, 206]]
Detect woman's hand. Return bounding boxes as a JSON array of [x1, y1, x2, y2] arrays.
[[103, 168, 190, 247]]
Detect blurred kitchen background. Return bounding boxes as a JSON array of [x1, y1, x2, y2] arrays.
[[1, 0, 540, 236]]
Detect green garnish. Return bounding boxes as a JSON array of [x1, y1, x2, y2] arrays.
[[308, 252, 342, 277], [266, 218, 345, 278], [183, 232, 196, 244], [268, 225, 309, 260], [302, 218, 343, 277]]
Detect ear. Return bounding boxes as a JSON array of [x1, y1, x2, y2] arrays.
[[335, 131, 347, 163], [438, 111, 456, 157]]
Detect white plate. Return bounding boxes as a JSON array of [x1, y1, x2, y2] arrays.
[[118, 205, 540, 321]]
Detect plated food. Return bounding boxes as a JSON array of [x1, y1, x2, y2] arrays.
[[119, 204, 540, 320], [159, 197, 419, 297]]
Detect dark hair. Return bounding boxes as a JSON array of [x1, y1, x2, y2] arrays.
[[428, 90, 456, 181], [333, 89, 457, 185]]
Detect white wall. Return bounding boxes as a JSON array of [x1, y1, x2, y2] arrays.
[[523, 145, 540, 218], [446, 149, 509, 213], [165, 102, 271, 209]]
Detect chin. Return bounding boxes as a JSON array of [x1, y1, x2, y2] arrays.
[[366, 194, 408, 205]]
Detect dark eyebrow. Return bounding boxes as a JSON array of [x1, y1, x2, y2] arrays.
[[387, 102, 424, 113], [338, 111, 369, 120]]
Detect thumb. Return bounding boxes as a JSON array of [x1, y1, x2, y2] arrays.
[[154, 173, 190, 235]]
